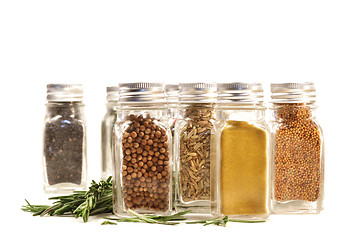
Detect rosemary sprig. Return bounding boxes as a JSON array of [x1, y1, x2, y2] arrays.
[[22, 176, 266, 226], [102, 210, 264, 226], [102, 209, 190, 225], [22, 177, 113, 222]]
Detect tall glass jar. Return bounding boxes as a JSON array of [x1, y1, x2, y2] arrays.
[[42, 84, 87, 193], [113, 83, 173, 217], [165, 84, 179, 208], [175, 83, 217, 214], [270, 83, 324, 214], [101, 86, 119, 180], [213, 83, 269, 220], [165, 84, 179, 138]]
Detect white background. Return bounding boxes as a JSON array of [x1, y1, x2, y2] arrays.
[[0, 0, 339, 239]]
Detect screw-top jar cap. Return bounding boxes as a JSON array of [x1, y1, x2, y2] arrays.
[[46, 84, 83, 102], [179, 83, 217, 103], [119, 82, 165, 103], [106, 86, 119, 102], [270, 82, 316, 103], [217, 82, 264, 104], [165, 84, 179, 103]]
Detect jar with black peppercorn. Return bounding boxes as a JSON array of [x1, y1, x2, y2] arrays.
[[113, 82, 173, 217], [175, 83, 217, 214], [43, 84, 87, 193], [270, 83, 324, 214], [101, 86, 118, 180]]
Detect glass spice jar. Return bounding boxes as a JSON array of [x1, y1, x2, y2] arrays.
[[113, 82, 173, 217], [175, 83, 217, 214], [101, 86, 119, 180], [213, 83, 269, 220], [270, 83, 324, 214], [165, 84, 179, 209], [42, 84, 87, 193]]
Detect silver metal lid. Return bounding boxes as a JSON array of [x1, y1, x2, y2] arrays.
[[271, 82, 316, 103], [217, 82, 264, 104], [179, 83, 217, 103], [165, 84, 179, 103], [46, 84, 83, 102], [106, 86, 119, 102], [119, 82, 165, 103]]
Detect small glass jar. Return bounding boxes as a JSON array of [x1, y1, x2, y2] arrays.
[[101, 86, 119, 180], [270, 83, 324, 214], [165, 84, 179, 208], [175, 83, 217, 214], [213, 83, 269, 220], [113, 82, 173, 217], [42, 84, 87, 193]]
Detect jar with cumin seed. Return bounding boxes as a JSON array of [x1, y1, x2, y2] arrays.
[[270, 83, 324, 214], [213, 83, 269, 220], [175, 83, 217, 214], [113, 83, 173, 217], [101, 86, 118, 180], [43, 84, 87, 193]]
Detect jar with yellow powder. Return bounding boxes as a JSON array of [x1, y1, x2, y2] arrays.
[[213, 82, 269, 220]]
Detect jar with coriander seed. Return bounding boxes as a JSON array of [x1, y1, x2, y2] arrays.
[[213, 83, 269, 220], [175, 83, 217, 214], [42, 84, 87, 193], [270, 83, 324, 214], [113, 82, 173, 217], [101, 86, 119, 181]]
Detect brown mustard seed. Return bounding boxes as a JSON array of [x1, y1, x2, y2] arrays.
[[121, 114, 171, 212], [274, 103, 321, 202]]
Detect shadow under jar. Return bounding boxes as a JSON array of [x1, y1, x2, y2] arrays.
[[43, 84, 87, 193], [175, 83, 217, 214], [114, 83, 173, 217], [270, 83, 324, 214]]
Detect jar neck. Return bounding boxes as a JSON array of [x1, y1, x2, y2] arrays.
[[271, 102, 316, 121], [117, 102, 167, 110], [106, 101, 118, 112], [46, 101, 84, 118]]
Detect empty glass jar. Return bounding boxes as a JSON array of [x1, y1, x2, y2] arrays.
[[101, 86, 119, 180], [42, 84, 87, 193]]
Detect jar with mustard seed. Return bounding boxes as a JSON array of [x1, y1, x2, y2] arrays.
[[101, 86, 118, 180], [174, 83, 217, 214], [113, 82, 173, 217], [270, 83, 324, 214], [213, 82, 269, 220]]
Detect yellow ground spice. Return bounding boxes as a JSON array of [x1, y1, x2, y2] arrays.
[[220, 121, 268, 215], [274, 103, 321, 202]]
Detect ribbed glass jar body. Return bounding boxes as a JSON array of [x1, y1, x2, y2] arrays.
[[101, 102, 118, 180], [175, 103, 215, 213], [113, 103, 173, 217], [270, 103, 324, 214], [213, 104, 269, 220], [43, 102, 87, 193]]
